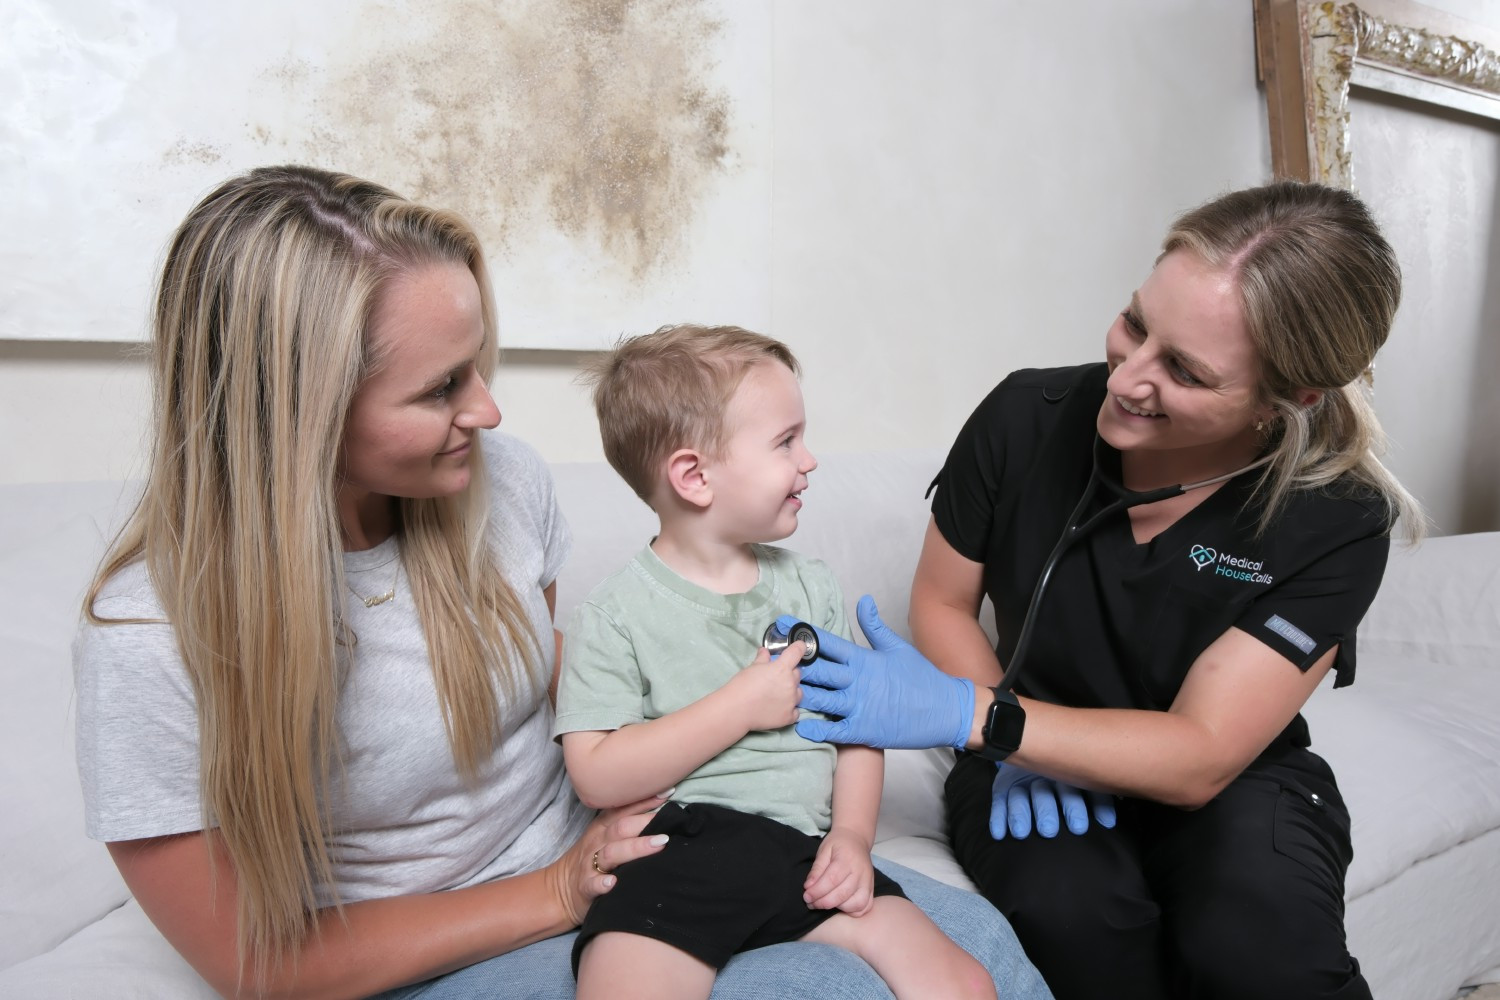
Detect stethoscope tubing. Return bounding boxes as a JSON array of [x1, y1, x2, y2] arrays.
[[994, 438, 1272, 695]]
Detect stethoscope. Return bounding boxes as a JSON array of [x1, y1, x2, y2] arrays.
[[994, 435, 1273, 693], [763, 619, 821, 664], [764, 436, 1273, 688]]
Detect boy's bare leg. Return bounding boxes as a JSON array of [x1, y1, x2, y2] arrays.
[[575, 931, 716, 1000], [802, 896, 997, 1000]]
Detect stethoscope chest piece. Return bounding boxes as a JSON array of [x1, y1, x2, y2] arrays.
[[762, 620, 819, 665]]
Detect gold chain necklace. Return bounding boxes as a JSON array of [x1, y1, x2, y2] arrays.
[[346, 560, 399, 608]]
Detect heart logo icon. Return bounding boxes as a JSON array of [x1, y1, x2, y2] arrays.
[[1189, 545, 1217, 571]]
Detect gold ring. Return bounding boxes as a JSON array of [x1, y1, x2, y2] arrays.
[[591, 848, 612, 875]]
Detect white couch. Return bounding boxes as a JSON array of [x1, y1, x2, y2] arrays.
[[2, 450, 1498, 1000]]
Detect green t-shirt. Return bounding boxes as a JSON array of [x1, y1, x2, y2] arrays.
[[554, 543, 849, 836]]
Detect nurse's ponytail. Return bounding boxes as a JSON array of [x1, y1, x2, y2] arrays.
[[1161, 181, 1425, 540]]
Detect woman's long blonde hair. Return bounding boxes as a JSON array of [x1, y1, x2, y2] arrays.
[[1162, 181, 1425, 539], [85, 165, 539, 972]]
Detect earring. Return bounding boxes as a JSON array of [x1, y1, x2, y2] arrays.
[[1255, 419, 1267, 434]]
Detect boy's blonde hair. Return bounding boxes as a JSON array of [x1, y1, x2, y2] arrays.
[[583, 324, 799, 503]]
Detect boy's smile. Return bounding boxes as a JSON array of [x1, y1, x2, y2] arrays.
[[705, 361, 818, 546]]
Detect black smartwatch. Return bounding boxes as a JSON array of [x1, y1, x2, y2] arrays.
[[974, 686, 1026, 761]]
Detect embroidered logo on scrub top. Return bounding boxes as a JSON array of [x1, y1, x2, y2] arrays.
[[1188, 545, 1274, 584]]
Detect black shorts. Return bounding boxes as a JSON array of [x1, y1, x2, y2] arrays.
[[573, 801, 907, 973]]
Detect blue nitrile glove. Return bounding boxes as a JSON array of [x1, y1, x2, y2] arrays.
[[789, 595, 976, 750], [990, 763, 1119, 840]]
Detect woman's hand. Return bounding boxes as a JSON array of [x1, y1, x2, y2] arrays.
[[790, 597, 976, 750], [547, 791, 672, 926], [989, 764, 1117, 840]]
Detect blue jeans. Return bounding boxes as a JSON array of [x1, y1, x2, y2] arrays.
[[374, 857, 1051, 999]]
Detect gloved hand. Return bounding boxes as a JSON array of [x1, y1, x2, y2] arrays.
[[989, 763, 1118, 840], [789, 595, 976, 750]]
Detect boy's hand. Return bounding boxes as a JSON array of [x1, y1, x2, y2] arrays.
[[729, 643, 804, 732], [802, 827, 875, 916]]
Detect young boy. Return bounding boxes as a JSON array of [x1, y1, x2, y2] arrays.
[[553, 325, 995, 1000]]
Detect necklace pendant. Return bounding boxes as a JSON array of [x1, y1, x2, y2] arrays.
[[363, 590, 396, 608]]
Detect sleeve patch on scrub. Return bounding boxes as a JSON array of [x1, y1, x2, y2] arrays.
[[1264, 614, 1316, 655]]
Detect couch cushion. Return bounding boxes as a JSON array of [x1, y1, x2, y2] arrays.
[[873, 747, 978, 892], [0, 486, 136, 970], [0, 900, 216, 1000], [1306, 652, 1500, 901], [1310, 530, 1500, 901], [1358, 532, 1500, 675]]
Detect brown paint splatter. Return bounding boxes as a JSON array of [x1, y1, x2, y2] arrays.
[[258, 0, 733, 279], [162, 138, 224, 166]]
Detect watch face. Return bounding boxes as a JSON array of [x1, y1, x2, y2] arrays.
[[984, 691, 1025, 756]]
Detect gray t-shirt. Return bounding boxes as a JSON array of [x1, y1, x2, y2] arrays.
[[73, 431, 590, 906], [553, 544, 848, 836]]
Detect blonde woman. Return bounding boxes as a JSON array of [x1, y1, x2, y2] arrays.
[[787, 181, 1423, 1000], [75, 165, 1038, 999]]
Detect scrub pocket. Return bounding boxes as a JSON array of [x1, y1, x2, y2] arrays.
[[1271, 781, 1353, 891]]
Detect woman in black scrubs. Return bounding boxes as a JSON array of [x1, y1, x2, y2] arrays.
[[792, 181, 1424, 1000]]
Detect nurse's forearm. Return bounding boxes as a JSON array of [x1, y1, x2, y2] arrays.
[[1023, 699, 1231, 807], [908, 591, 1004, 688], [961, 633, 1337, 808], [909, 518, 1004, 688], [963, 695, 1227, 809]]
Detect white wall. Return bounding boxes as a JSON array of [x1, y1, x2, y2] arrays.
[[771, 2, 1265, 462], [2, 0, 1495, 534]]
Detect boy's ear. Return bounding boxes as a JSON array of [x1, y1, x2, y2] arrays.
[[665, 448, 713, 508]]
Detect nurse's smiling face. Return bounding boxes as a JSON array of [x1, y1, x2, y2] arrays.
[[1098, 249, 1273, 476]]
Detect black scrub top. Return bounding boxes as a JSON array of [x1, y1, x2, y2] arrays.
[[930, 364, 1391, 761]]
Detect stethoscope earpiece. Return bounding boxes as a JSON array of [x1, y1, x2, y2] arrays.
[[762, 620, 819, 665]]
